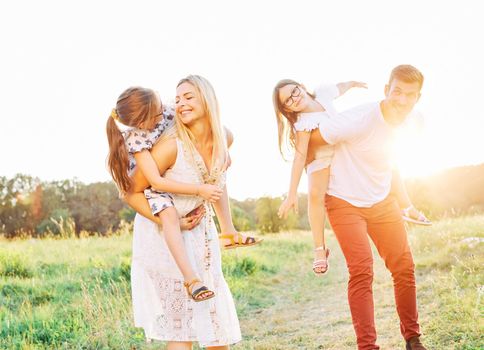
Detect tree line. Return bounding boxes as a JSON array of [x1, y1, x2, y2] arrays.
[[1, 164, 483, 238]]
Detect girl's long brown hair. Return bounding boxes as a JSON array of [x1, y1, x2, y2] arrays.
[[273, 79, 315, 160], [106, 87, 160, 194]]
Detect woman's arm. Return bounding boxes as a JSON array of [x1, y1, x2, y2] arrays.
[[278, 131, 311, 219], [224, 126, 234, 148], [124, 192, 161, 224], [212, 128, 236, 231], [123, 192, 204, 230], [224, 126, 234, 170], [211, 184, 236, 233]]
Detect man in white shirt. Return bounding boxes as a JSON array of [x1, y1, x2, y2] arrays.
[[317, 65, 427, 350]]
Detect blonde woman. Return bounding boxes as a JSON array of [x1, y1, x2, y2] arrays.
[[125, 75, 241, 349]]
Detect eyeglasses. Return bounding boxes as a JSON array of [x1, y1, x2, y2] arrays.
[[283, 86, 301, 107]]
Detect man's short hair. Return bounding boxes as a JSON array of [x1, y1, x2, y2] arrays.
[[389, 65, 424, 89]]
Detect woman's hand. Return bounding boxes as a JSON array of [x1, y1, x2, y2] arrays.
[[180, 205, 206, 230], [198, 184, 223, 203], [337, 81, 367, 96], [278, 194, 299, 219]]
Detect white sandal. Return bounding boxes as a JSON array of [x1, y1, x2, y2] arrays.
[[402, 205, 432, 226], [313, 246, 330, 275]]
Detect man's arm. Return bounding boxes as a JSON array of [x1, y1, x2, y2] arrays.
[[391, 169, 412, 208]]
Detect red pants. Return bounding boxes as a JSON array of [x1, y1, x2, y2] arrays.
[[325, 195, 421, 350]]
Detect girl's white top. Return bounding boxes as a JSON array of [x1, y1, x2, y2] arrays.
[[293, 84, 340, 174]]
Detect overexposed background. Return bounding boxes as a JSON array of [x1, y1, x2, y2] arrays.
[[1, 0, 483, 200]]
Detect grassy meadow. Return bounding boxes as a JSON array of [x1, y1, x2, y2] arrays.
[[0, 216, 483, 349]]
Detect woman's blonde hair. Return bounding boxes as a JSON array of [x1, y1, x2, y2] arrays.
[[175, 75, 227, 177]]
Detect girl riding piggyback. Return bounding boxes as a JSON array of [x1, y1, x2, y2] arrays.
[[106, 87, 222, 301]]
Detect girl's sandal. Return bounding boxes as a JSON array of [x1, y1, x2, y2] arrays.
[[183, 278, 215, 302], [313, 246, 330, 275], [402, 205, 432, 226]]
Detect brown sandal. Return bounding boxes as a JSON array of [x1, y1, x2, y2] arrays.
[[183, 278, 215, 302], [219, 233, 263, 250]]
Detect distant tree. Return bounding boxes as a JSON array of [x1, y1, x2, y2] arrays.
[[40, 179, 82, 227], [231, 203, 255, 231], [36, 208, 74, 236], [68, 182, 124, 235], [2, 165, 484, 238], [31, 185, 43, 223], [0, 174, 40, 236], [255, 196, 284, 233], [405, 164, 484, 218], [118, 206, 136, 222], [296, 193, 310, 230]]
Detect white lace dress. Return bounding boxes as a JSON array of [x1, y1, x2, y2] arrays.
[[131, 139, 242, 347]]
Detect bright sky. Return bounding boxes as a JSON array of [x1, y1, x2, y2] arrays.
[[1, 0, 483, 200]]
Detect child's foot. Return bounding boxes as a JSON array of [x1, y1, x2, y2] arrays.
[[402, 205, 432, 226], [184, 279, 215, 302], [219, 232, 263, 249], [313, 246, 330, 275]]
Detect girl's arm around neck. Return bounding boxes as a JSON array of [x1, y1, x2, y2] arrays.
[[134, 149, 199, 195], [132, 138, 198, 195]]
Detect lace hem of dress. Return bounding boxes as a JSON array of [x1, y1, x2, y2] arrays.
[[134, 267, 241, 346]]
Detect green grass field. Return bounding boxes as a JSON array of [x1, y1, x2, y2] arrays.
[[1, 216, 483, 349]]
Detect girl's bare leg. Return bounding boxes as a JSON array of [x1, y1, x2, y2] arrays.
[[159, 208, 212, 299], [167, 341, 192, 350], [307, 168, 330, 273]]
